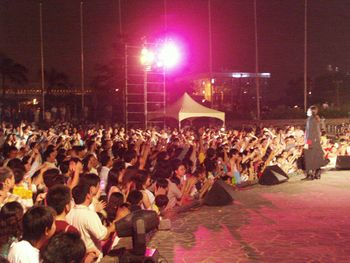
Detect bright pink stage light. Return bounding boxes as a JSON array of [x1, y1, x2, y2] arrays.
[[157, 41, 181, 69]]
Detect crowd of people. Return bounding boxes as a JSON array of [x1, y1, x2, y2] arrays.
[[0, 115, 346, 262]]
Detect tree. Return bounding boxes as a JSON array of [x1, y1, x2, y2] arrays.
[[91, 41, 125, 121], [313, 66, 350, 108], [44, 68, 71, 94], [0, 53, 28, 97]]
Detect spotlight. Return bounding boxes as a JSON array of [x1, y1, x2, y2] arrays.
[[140, 48, 155, 67], [114, 210, 160, 262], [158, 41, 181, 69]]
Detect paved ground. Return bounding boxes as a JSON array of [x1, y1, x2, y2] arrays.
[[149, 170, 350, 263]]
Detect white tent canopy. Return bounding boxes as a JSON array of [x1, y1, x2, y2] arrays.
[[149, 92, 225, 124]]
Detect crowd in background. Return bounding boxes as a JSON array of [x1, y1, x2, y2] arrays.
[[0, 117, 348, 262]]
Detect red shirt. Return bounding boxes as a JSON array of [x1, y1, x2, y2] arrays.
[[55, 220, 80, 236]]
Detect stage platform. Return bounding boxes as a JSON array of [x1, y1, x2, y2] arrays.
[[149, 170, 350, 262]]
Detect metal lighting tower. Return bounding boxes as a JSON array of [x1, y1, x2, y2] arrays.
[[125, 39, 181, 128], [124, 43, 169, 129], [208, 0, 214, 107], [304, 0, 308, 112]]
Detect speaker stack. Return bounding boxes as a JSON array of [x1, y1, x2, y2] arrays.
[[203, 180, 235, 206], [258, 165, 289, 185], [336, 156, 350, 170]]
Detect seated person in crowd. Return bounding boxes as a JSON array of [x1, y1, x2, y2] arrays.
[[8, 206, 56, 263], [46, 185, 79, 235], [41, 232, 94, 263], [0, 202, 23, 259], [66, 182, 115, 261]]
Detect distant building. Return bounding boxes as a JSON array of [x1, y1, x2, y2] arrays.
[[178, 71, 271, 113]]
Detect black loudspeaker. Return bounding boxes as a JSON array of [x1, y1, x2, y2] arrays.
[[336, 156, 350, 170], [203, 180, 235, 206], [259, 165, 289, 185]]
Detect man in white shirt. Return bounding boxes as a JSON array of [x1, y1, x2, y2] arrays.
[[8, 206, 56, 263], [66, 182, 115, 261]]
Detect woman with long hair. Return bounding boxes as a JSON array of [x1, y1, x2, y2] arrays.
[[0, 201, 24, 258], [105, 161, 125, 200]]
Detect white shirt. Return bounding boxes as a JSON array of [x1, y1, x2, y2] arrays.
[[8, 240, 39, 263], [66, 204, 107, 254], [44, 161, 57, 169], [143, 189, 155, 206], [99, 166, 110, 195]]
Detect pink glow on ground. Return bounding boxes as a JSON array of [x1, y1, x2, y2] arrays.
[[174, 225, 245, 262]]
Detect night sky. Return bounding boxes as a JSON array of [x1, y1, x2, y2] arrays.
[[1, 0, 350, 102]]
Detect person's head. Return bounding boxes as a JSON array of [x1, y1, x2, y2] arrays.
[[101, 139, 112, 150], [173, 162, 186, 179], [7, 158, 25, 172], [99, 151, 112, 168], [156, 178, 169, 192], [193, 166, 206, 180], [155, 195, 169, 210], [79, 173, 100, 197], [221, 175, 232, 184], [281, 150, 289, 159], [44, 148, 57, 163], [59, 160, 70, 175], [106, 168, 122, 196], [126, 190, 143, 206], [41, 232, 86, 263], [0, 201, 23, 245], [308, 105, 318, 116], [123, 150, 137, 165], [229, 149, 239, 158], [135, 171, 151, 191], [5, 146, 18, 159], [82, 154, 92, 171], [43, 169, 65, 189], [22, 155, 33, 172], [86, 140, 97, 152], [157, 152, 169, 163], [72, 183, 92, 205], [206, 148, 216, 160], [286, 136, 296, 145], [22, 206, 56, 246], [12, 168, 25, 185], [0, 167, 15, 192], [112, 160, 126, 180], [46, 185, 72, 216], [74, 146, 86, 159]]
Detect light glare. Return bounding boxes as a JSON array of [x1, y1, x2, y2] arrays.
[[140, 48, 155, 66], [158, 41, 181, 69]]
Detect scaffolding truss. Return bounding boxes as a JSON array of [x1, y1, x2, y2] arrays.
[[125, 44, 166, 129]]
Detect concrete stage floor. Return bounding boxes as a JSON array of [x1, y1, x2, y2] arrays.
[[149, 170, 350, 263]]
